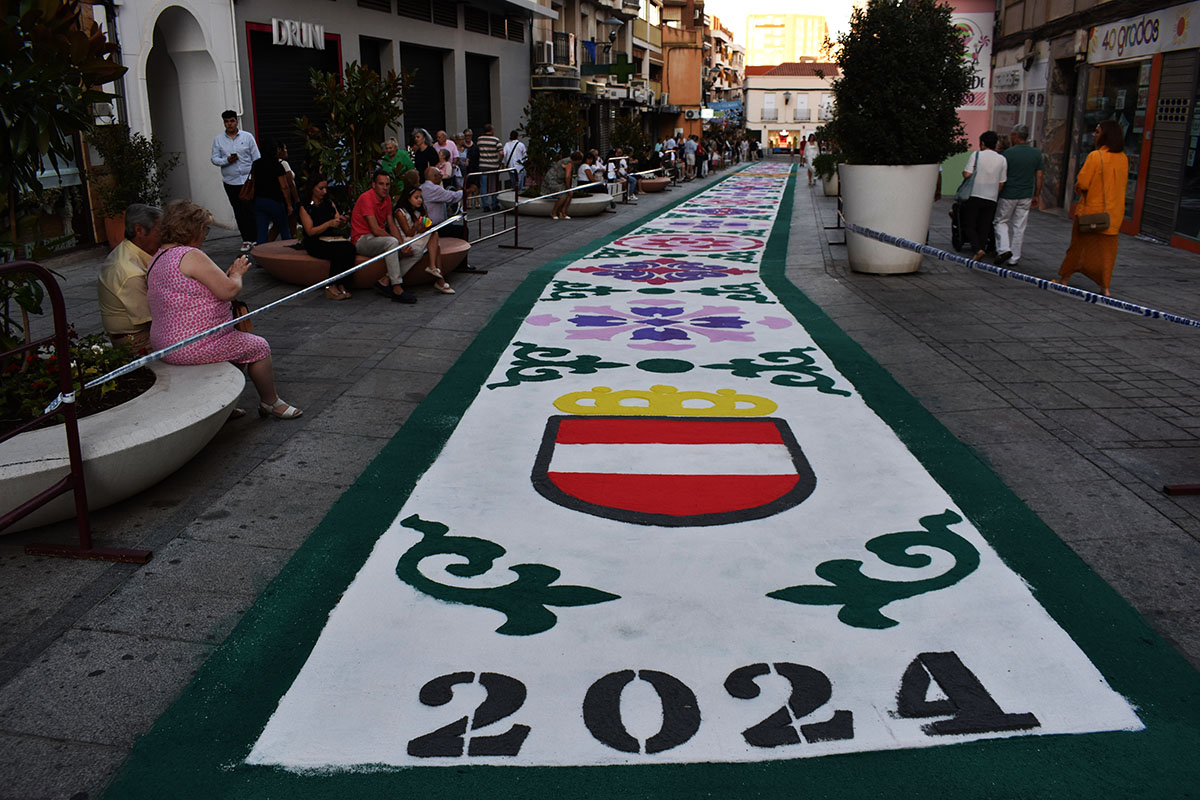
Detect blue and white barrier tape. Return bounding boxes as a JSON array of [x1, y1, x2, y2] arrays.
[[840, 216, 1200, 330], [44, 214, 466, 414]]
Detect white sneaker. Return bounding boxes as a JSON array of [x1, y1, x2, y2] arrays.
[[240, 242, 253, 252]]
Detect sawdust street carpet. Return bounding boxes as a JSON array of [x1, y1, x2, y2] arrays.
[[106, 164, 1199, 798]]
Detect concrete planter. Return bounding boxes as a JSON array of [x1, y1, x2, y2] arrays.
[[822, 171, 839, 197], [840, 163, 939, 274], [501, 193, 612, 218], [0, 361, 244, 533]]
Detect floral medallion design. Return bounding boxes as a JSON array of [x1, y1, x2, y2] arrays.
[[526, 299, 794, 351], [612, 232, 766, 252], [567, 257, 757, 285]]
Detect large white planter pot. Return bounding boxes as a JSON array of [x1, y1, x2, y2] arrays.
[[500, 193, 612, 218], [0, 361, 244, 533], [840, 163, 939, 274]]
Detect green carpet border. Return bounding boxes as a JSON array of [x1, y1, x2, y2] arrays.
[[103, 166, 1200, 799]]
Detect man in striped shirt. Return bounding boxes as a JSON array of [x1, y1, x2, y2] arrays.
[[476, 124, 503, 211]]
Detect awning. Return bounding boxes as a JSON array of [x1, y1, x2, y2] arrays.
[[501, 0, 558, 19]]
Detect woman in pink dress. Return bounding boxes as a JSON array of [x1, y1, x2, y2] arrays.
[[147, 200, 302, 419]]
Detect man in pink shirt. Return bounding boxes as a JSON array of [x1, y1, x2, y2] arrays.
[[352, 170, 417, 303]]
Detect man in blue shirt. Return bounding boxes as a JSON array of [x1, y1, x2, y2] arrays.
[[993, 124, 1044, 267], [211, 110, 261, 251]]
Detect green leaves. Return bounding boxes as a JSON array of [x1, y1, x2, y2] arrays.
[[518, 93, 588, 191], [86, 124, 179, 216], [295, 61, 410, 202], [824, 0, 972, 165], [0, 0, 126, 195]]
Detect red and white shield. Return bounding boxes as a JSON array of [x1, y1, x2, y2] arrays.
[[532, 415, 816, 526]]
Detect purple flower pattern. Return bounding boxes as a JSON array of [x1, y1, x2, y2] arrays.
[[568, 258, 756, 285], [526, 300, 793, 351]]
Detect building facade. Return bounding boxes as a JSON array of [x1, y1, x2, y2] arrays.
[[743, 63, 837, 150], [98, 0, 549, 228], [746, 14, 830, 65], [994, 0, 1200, 252]]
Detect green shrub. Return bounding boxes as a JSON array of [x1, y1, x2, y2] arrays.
[[824, 0, 973, 165]]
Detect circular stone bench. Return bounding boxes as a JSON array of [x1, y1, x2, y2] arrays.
[[251, 237, 470, 290], [639, 177, 669, 193], [0, 361, 244, 533], [499, 193, 612, 218]]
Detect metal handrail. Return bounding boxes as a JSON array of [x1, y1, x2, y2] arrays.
[[0, 261, 151, 563]]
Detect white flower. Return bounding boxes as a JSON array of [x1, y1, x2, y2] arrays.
[[91, 344, 103, 354]]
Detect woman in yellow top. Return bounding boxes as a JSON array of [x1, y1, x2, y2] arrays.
[[1056, 119, 1129, 296]]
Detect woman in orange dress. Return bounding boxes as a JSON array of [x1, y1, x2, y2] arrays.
[[1055, 119, 1129, 296]]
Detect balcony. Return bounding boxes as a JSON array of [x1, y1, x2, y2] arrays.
[[792, 108, 810, 121], [633, 17, 662, 48], [761, 109, 778, 121]]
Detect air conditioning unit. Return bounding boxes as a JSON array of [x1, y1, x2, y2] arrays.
[[606, 86, 627, 101], [684, 108, 699, 120], [538, 41, 554, 64], [632, 89, 647, 103], [585, 82, 607, 96]]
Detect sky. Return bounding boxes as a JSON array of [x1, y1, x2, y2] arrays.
[[701, 0, 858, 49]]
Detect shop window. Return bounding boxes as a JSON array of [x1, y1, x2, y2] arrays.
[[1078, 59, 1148, 220]]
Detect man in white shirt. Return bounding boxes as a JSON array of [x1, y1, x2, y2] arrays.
[[960, 130, 1007, 261], [210, 110, 260, 250], [502, 131, 527, 192]]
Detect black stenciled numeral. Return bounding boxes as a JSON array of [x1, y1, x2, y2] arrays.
[[407, 671, 531, 757], [896, 652, 1040, 736], [583, 669, 702, 754], [724, 662, 854, 748]]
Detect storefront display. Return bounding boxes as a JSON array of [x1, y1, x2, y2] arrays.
[[1077, 59, 1149, 220]]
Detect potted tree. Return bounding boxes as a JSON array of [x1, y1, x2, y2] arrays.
[[823, 0, 972, 273], [505, 93, 614, 216], [87, 124, 178, 245]]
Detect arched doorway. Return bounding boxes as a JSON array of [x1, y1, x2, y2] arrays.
[[146, 6, 224, 221]]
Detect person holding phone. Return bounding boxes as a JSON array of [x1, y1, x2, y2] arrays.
[[298, 177, 354, 300]]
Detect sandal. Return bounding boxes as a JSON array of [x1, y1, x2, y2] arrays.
[[258, 398, 303, 420], [435, 280, 455, 294], [324, 286, 350, 301]]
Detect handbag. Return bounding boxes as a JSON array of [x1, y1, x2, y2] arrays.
[[231, 300, 253, 333], [954, 151, 979, 202], [238, 176, 255, 202], [1077, 154, 1110, 231]]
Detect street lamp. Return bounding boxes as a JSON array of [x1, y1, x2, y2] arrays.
[[783, 91, 791, 106]]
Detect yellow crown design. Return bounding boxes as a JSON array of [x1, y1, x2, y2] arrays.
[[554, 385, 778, 417]]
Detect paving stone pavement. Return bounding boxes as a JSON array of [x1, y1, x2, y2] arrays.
[[1, 159, 1198, 799]]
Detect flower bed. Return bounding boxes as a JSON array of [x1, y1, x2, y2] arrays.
[[2, 332, 154, 436]]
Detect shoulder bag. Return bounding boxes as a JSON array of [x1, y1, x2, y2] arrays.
[[1077, 153, 1111, 232], [238, 175, 255, 202], [954, 152, 979, 202]]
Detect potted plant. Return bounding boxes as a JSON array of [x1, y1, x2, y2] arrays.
[[823, 0, 972, 273], [87, 123, 178, 245], [516, 93, 587, 198], [812, 152, 845, 197]]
